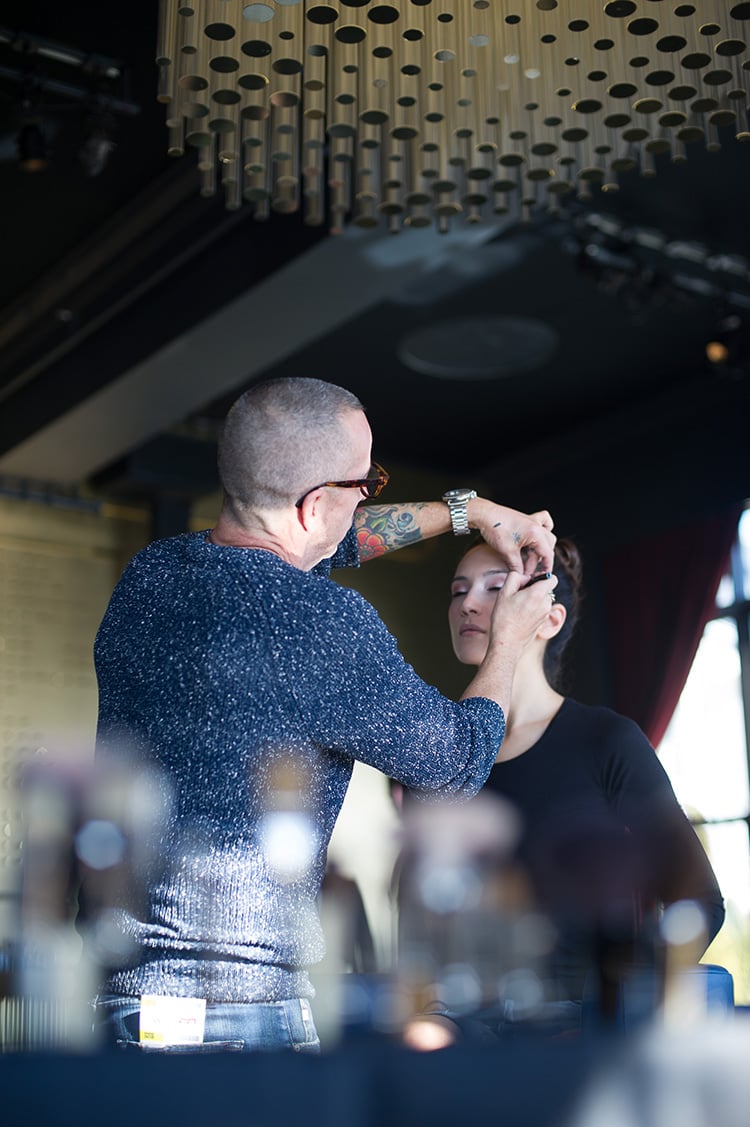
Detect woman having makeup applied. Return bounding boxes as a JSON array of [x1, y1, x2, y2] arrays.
[[444, 536, 725, 1028]]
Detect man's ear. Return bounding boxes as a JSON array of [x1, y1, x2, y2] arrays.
[[296, 490, 322, 531], [538, 601, 567, 641]]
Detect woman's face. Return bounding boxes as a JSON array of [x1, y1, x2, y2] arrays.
[[448, 543, 508, 666]]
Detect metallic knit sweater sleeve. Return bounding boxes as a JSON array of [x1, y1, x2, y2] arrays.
[[90, 531, 504, 1004]]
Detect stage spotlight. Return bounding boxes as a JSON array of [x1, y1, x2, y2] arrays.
[[705, 340, 729, 365], [705, 314, 745, 371], [17, 121, 48, 173], [78, 110, 117, 177]]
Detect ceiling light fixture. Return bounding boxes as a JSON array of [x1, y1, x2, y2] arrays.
[[156, 1, 750, 234]]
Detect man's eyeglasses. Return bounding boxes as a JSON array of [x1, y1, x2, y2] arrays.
[[295, 462, 390, 508]]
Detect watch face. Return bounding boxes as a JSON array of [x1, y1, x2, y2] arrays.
[[444, 489, 474, 501]]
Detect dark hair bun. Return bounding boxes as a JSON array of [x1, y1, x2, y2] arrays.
[[555, 539, 583, 598]]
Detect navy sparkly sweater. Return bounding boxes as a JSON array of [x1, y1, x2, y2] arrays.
[[91, 528, 503, 1003]]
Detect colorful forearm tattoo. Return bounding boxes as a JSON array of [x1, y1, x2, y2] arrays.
[[354, 503, 426, 561]]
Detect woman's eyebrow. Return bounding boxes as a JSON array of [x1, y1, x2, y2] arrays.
[[451, 569, 506, 583]]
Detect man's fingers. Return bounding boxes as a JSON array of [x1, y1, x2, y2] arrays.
[[529, 510, 554, 532]]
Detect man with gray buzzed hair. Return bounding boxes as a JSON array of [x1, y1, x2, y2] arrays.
[[87, 376, 557, 1053], [217, 378, 365, 512]]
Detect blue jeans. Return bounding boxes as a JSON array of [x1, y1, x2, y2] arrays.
[[92, 994, 320, 1054]]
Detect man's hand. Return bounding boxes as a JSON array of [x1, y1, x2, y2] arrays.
[[460, 570, 558, 709], [467, 500, 556, 576], [487, 569, 558, 647]]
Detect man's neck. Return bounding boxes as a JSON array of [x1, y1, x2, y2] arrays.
[[209, 513, 323, 570]]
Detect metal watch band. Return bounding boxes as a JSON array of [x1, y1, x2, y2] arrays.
[[443, 489, 477, 535]]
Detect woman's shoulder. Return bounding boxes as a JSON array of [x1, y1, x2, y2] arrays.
[[559, 699, 654, 758]]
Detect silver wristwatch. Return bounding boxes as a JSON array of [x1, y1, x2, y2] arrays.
[[442, 488, 477, 536]]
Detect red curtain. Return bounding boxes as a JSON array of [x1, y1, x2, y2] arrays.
[[603, 506, 743, 748]]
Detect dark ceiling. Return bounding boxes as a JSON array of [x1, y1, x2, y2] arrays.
[[1, 2, 749, 544]]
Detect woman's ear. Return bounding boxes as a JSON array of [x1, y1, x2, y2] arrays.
[[538, 601, 567, 641]]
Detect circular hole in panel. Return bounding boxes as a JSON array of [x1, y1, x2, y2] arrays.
[[709, 109, 737, 125], [561, 126, 589, 141], [628, 18, 658, 35], [242, 4, 274, 21], [270, 91, 299, 107], [213, 88, 242, 104], [621, 126, 649, 140], [604, 112, 631, 127], [691, 96, 719, 112], [178, 74, 209, 90], [273, 57, 303, 73], [336, 25, 366, 42], [681, 53, 711, 69], [656, 35, 686, 52], [645, 70, 674, 85], [242, 39, 273, 56], [608, 82, 638, 97], [717, 39, 746, 55], [573, 99, 603, 112], [210, 56, 240, 72], [604, 1, 637, 16], [239, 73, 268, 89], [645, 138, 671, 153], [668, 84, 697, 100], [205, 23, 236, 40], [659, 110, 686, 126], [633, 97, 663, 113], [676, 126, 705, 142], [307, 6, 339, 24], [369, 5, 400, 24]]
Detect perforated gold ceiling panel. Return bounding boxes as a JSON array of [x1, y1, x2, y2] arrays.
[[157, 1, 750, 231]]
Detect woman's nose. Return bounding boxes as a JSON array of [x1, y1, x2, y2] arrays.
[[460, 593, 479, 615]]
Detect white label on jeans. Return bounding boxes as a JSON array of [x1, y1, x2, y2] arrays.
[[139, 995, 206, 1046]]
